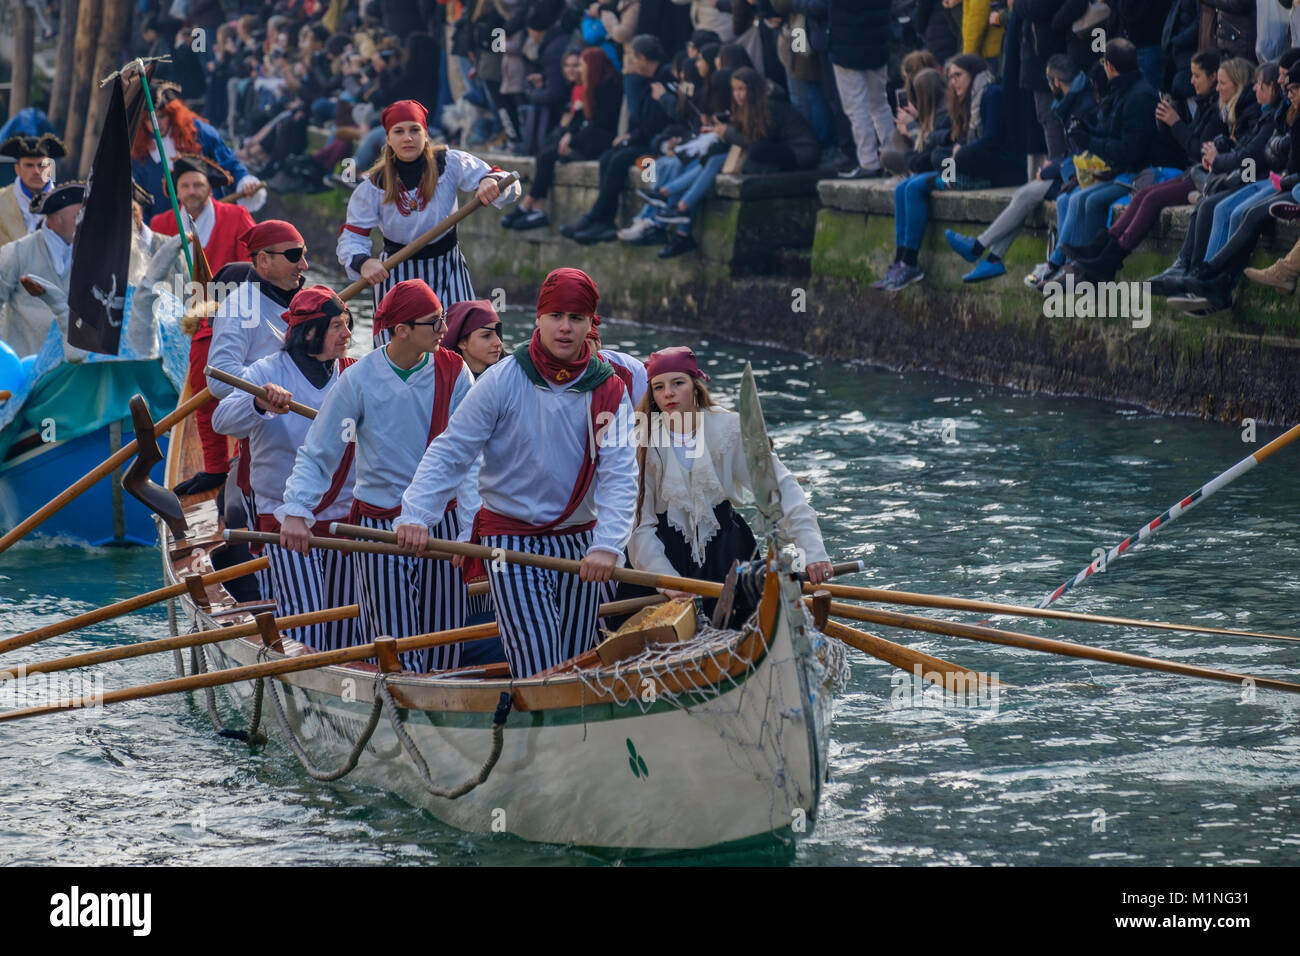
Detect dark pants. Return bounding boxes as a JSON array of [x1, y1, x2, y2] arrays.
[[589, 144, 643, 221], [1178, 188, 1238, 264], [743, 141, 798, 174], [1108, 177, 1194, 249], [1206, 197, 1274, 274]]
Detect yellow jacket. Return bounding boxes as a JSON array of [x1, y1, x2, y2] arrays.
[[962, 0, 1005, 60]]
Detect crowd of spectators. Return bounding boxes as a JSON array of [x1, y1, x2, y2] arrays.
[[124, 1, 1300, 294]]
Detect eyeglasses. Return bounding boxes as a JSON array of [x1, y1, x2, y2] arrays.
[[261, 247, 307, 263], [408, 313, 447, 332]]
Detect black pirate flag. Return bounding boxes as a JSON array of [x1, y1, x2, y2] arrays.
[[67, 77, 133, 354]]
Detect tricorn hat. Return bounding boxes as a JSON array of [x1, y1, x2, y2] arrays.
[[31, 180, 86, 216], [0, 133, 67, 161], [170, 154, 233, 189]]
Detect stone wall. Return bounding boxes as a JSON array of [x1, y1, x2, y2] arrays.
[[270, 152, 1300, 425]]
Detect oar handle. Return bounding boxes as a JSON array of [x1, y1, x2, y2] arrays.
[[227, 529, 457, 563], [2, 603, 359, 680], [0, 390, 10, 401], [337, 172, 519, 303], [204, 367, 317, 420], [0, 555, 269, 655], [0, 387, 213, 555], [326, 523, 726, 599]]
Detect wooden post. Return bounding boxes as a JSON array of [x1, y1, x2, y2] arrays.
[[374, 637, 403, 674], [810, 590, 831, 629], [80, 0, 131, 178], [184, 574, 212, 611], [49, 0, 81, 127], [10, 1, 34, 114], [61, 0, 101, 174], [255, 613, 284, 653]]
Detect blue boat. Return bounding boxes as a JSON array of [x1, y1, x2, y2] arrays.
[[0, 292, 188, 548]]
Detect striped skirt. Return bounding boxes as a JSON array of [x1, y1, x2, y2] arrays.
[[482, 530, 602, 678], [372, 245, 474, 342], [264, 542, 365, 651], [351, 510, 466, 673]]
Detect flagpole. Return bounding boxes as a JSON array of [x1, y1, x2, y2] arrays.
[[136, 59, 194, 280], [1038, 422, 1300, 607]]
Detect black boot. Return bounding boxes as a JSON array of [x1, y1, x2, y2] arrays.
[[1075, 236, 1127, 280], [1169, 271, 1235, 314], [1148, 257, 1190, 296], [1060, 231, 1112, 261]]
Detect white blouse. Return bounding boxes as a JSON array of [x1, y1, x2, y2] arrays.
[[336, 149, 521, 278], [628, 407, 830, 576]]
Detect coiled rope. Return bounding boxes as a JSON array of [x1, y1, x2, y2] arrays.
[[374, 681, 513, 799]]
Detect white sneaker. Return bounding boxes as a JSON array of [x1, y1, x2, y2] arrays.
[[1023, 262, 1053, 289], [618, 217, 656, 241]]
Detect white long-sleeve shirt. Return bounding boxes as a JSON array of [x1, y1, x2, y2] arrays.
[[397, 356, 638, 558], [336, 149, 520, 278], [205, 278, 292, 399], [211, 351, 354, 521], [628, 407, 829, 576], [276, 347, 478, 531]]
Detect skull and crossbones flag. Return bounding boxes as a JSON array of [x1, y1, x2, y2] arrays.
[[67, 77, 133, 354]]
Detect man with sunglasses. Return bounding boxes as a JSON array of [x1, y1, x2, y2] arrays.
[[278, 280, 479, 673], [194, 220, 309, 498], [212, 286, 362, 655]]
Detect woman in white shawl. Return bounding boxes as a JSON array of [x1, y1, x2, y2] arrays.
[[628, 346, 832, 612]]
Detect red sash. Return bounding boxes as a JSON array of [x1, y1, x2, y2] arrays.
[[463, 372, 626, 581], [347, 347, 463, 525]]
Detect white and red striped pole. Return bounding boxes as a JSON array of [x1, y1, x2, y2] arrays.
[[1038, 421, 1300, 608]]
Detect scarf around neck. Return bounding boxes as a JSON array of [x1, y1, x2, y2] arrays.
[[516, 330, 616, 392]]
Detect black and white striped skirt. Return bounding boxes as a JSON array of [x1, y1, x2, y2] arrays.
[[351, 510, 467, 672], [372, 244, 474, 347], [481, 530, 602, 678], [264, 542, 365, 652]]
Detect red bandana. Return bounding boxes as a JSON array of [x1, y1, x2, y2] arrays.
[[527, 329, 591, 384], [382, 99, 429, 132], [240, 219, 303, 255]]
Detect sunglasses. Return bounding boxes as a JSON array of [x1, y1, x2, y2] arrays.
[[261, 246, 307, 262]]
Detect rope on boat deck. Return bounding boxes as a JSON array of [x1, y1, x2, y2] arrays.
[[375, 681, 514, 800], [189, 643, 267, 746], [261, 674, 385, 782]]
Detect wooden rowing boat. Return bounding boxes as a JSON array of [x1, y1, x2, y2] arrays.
[[157, 377, 845, 853]]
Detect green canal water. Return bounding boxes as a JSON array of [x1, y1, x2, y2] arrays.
[[1, 309, 1298, 865]]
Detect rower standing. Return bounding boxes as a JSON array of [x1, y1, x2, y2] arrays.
[[336, 98, 520, 339], [278, 280, 478, 672], [211, 286, 362, 652], [396, 268, 638, 678], [628, 346, 832, 618], [194, 220, 307, 498]]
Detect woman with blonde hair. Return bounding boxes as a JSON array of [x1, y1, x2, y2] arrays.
[[882, 66, 949, 176], [628, 347, 831, 614], [336, 99, 521, 340]]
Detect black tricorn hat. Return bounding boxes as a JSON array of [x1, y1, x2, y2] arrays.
[[0, 133, 67, 161], [169, 153, 233, 189], [31, 180, 86, 215], [132, 179, 154, 209], [149, 80, 184, 108]]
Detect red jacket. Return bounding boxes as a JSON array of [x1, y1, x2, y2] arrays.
[[150, 200, 256, 274]]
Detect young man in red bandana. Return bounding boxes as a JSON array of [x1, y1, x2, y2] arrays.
[[278, 280, 478, 672], [396, 267, 638, 678], [211, 286, 361, 652]]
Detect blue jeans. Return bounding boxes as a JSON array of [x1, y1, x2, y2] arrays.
[[895, 173, 939, 250], [1206, 180, 1276, 259], [788, 76, 833, 147], [1055, 182, 1127, 262]]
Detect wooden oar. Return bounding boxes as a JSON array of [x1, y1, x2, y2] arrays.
[[0, 605, 359, 680], [328, 522, 725, 596], [0, 556, 269, 656], [826, 601, 1300, 695], [0, 620, 503, 723], [0, 387, 213, 555], [813, 611, 1006, 691], [337, 172, 519, 302], [13, 591, 665, 683], [319, 525, 1003, 679], [805, 582, 1300, 644], [228, 529, 460, 565], [205, 367, 317, 419]]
